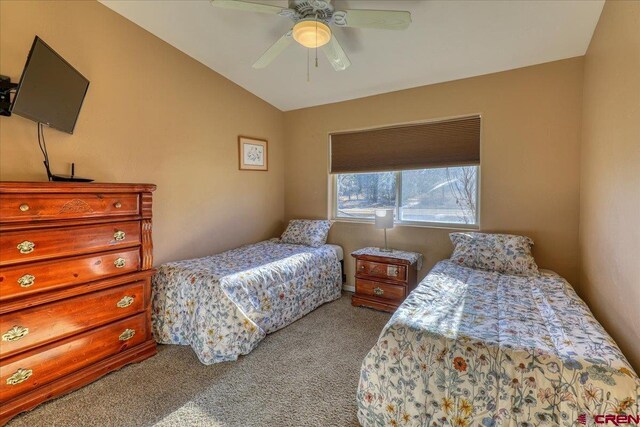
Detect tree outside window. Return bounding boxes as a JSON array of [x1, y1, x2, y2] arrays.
[[336, 166, 478, 226]]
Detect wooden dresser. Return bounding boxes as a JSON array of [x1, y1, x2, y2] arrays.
[[0, 182, 157, 424], [351, 251, 419, 313]]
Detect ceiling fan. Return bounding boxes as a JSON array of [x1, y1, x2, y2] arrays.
[[210, 0, 412, 71]]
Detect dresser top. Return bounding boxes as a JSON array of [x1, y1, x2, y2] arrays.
[[0, 182, 156, 193]]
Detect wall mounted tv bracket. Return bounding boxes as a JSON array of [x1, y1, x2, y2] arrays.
[[0, 75, 19, 117]]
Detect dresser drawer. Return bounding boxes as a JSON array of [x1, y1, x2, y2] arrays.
[[356, 260, 407, 282], [0, 313, 146, 403], [0, 248, 140, 301], [0, 281, 146, 359], [0, 193, 139, 223], [356, 278, 406, 302], [0, 221, 141, 266]]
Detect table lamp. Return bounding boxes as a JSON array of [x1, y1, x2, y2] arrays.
[[375, 209, 394, 252]]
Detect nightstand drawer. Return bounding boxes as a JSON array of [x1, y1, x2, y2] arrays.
[[356, 279, 405, 301], [356, 260, 407, 282]]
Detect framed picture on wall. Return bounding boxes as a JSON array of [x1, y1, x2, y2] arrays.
[[238, 136, 268, 171]]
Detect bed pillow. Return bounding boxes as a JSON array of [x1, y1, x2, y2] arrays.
[[449, 232, 539, 276], [280, 219, 332, 247]]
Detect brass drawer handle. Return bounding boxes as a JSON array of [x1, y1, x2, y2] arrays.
[[18, 274, 35, 288], [114, 257, 126, 268], [373, 287, 384, 296], [119, 328, 135, 341], [2, 326, 29, 342], [19, 203, 30, 212], [114, 201, 122, 209], [387, 266, 399, 277], [17, 241, 35, 254], [113, 230, 126, 241], [7, 368, 32, 385], [359, 265, 366, 270], [116, 295, 134, 308]]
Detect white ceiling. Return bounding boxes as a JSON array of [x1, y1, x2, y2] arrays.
[[100, 0, 604, 111]]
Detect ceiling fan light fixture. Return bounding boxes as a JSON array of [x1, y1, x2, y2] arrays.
[[292, 19, 331, 48]]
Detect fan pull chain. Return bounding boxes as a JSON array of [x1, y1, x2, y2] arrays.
[[307, 47, 310, 82], [315, 18, 319, 68]]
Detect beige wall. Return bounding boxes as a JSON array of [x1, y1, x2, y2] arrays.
[[0, 0, 285, 265], [580, 1, 640, 372], [284, 58, 584, 286]]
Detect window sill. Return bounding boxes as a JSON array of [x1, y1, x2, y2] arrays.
[[331, 217, 480, 231]]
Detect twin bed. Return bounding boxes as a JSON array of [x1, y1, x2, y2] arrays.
[[150, 224, 639, 426], [357, 235, 640, 427], [152, 238, 342, 364]]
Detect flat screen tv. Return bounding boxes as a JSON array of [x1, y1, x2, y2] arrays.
[[11, 36, 89, 134]]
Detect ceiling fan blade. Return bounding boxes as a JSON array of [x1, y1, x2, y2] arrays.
[[210, 0, 289, 15], [252, 31, 293, 69], [322, 36, 351, 71], [332, 9, 411, 30]]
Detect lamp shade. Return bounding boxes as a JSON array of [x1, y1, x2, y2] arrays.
[[375, 209, 394, 229]]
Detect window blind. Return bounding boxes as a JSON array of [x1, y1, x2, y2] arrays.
[[330, 115, 480, 174]]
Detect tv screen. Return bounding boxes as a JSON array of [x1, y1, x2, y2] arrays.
[[11, 36, 89, 134]]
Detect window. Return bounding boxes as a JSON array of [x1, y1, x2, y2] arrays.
[[330, 115, 481, 227], [335, 166, 479, 226]]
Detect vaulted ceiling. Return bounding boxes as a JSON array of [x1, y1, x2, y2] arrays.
[[100, 0, 604, 111]]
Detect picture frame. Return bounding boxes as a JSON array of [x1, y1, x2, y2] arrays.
[[238, 136, 268, 171]]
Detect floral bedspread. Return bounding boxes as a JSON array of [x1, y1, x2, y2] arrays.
[[357, 261, 640, 427], [152, 240, 342, 364]]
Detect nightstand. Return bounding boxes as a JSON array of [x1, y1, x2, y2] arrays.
[[351, 247, 423, 313]]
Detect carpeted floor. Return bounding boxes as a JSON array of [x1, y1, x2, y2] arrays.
[[9, 293, 390, 427]]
